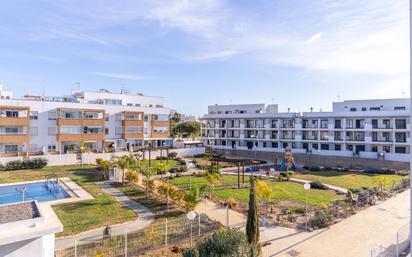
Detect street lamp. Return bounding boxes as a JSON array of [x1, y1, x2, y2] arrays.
[[304, 183, 311, 230], [166, 171, 171, 214], [187, 211, 196, 247]]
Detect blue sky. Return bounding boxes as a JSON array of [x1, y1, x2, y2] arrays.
[[0, 0, 409, 115]]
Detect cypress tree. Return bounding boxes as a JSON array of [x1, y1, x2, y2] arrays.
[[246, 176, 260, 246]]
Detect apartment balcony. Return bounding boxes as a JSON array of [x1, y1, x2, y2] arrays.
[[395, 139, 407, 143], [0, 106, 30, 126], [57, 133, 105, 142], [281, 136, 295, 140], [346, 137, 365, 142], [302, 137, 318, 140], [151, 131, 169, 139], [334, 137, 343, 141], [345, 126, 365, 129], [372, 138, 392, 142], [320, 136, 329, 141], [0, 134, 29, 143], [372, 125, 392, 129], [123, 132, 144, 139], [151, 120, 169, 127], [302, 124, 318, 129]]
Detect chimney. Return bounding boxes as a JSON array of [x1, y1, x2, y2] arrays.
[[310, 107, 313, 112], [287, 108, 290, 113]]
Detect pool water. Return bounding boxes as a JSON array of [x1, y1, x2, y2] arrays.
[[0, 181, 70, 205]]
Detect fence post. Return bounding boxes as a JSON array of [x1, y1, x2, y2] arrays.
[[198, 214, 201, 236], [396, 232, 399, 257], [74, 239, 77, 257], [165, 218, 168, 246], [125, 228, 128, 257]]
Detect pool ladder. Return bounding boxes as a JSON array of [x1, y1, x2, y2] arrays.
[[45, 174, 60, 194]]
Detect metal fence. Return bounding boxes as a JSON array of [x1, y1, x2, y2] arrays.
[[370, 223, 409, 257], [55, 214, 220, 257]]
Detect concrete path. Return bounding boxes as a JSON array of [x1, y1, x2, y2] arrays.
[[289, 178, 348, 194], [55, 182, 154, 250], [267, 189, 410, 257]]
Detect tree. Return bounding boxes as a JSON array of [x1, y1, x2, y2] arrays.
[[183, 188, 201, 211], [205, 171, 220, 196], [184, 228, 256, 257], [246, 177, 260, 255], [176, 121, 202, 139], [112, 154, 137, 186], [170, 112, 183, 138], [142, 165, 155, 197], [167, 151, 178, 159], [96, 158, 111, 180], [255, 180, 272, 218]]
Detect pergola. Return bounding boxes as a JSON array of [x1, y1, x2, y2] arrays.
[[210, 156, 253, 189], [132, 146, 172, 166]]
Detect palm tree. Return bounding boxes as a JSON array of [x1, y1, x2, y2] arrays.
[[142, 165, 155, 197], [112, 154, 138, 186], [183, 188, 201, 211]]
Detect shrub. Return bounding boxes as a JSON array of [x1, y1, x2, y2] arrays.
[[125, 171, 139, 183], [364, 168, 396, 175], [309, 166, 322, 172], [155, 156, 168, 160], [310, 180, 328, 190], [168, 152, 178, 159], [184, 228, 259, 257], [310, 209, 331, 228], [226, 197, 238, 209], [3, 158, 48, 171]]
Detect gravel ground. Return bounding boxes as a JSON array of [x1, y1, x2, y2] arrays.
[[0, 201, 40, 224]]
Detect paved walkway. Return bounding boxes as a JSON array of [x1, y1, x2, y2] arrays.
[[268, 189, 410, 257], [56, 182, 154, 250], [289, 178, 348, 194]]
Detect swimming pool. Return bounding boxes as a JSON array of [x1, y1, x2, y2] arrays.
[[0, 181, 70, 205]]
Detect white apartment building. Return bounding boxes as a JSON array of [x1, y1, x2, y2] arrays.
[[0, 86, 172, 156], [201, 99, 410, 162]]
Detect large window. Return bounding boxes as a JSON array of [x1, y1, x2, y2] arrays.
[[125, 126, 142, 133], [60, 126, 81, 134], [395, 119, 407, 129], [84, 126, 103, 134], [5, 145, 18, 153], [153, 114, 169, 121]]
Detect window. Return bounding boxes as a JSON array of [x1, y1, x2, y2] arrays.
[[48, 111, 57, 120], [5, 127, 19, 134], [371, 146, 378, 152], [115, 127, 123, 135], [395, 132, 406, 143], [30, 127, 38, 136], [48, 144, 56, 151], [6, 111, 19, 117], [335, 144, 341, 151], [383, 145, 391, 153], [350, 108, 357, 112], [395, 147, 406, 154], [395, 119, 407, 129], [84, 126, 103, 134], [272, 142, 278, 148], [361, 107, 367, 111], [144, 115, 149, 122], [369, 107, 380, 111], [153, 114, 169, 121], [5, 145, 18, 153], [48, 127, 57, 136], [394, 106, 406, 111], [105, 128, 109, 135], [125, 126, 142, 133], [30, 111, 39, 120], [153, 126, 168, 133], [321, 144, 329, 150], [263, 142, 267, 148], [334, 120, 341, 129], [60, 126, 81, 134], [320, 120, 328, 129], [115, 114, 122, 121]]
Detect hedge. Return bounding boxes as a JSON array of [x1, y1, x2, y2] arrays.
[[0, 158, 48, 171]]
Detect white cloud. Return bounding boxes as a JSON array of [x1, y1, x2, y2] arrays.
[[92, 72, 146, 81], [307, 32, 324, 44]]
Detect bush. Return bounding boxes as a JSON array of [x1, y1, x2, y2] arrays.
[[184, 228, 259, 257], [364, 168, 396, 175], [309, 166, 322, 172], [168, 152, 178, 159], [310, 209, 331, 228], [310, 180, 328, 190], [125, 171, 139, 182], [155, 156, 168, 160], [226, 197, 238, 209], [3, 158, 48, 171]]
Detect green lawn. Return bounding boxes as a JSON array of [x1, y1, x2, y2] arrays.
[[0, 165, 136, 236], [293, 172, 405, 190], [140, 159, 180, 170], [170, 175, 341, 206]]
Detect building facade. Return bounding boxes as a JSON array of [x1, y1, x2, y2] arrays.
[[0, 87, 172, 156], [201, 99, 410, 162]]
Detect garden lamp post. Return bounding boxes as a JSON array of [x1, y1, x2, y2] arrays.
[[304, 183, 311, 230], [166, 171, 171, 214], [187, 211, 196, 247]]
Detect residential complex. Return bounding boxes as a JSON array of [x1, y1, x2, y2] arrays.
[[0, 84, 172, 156], [201, 99, 410, 162]]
